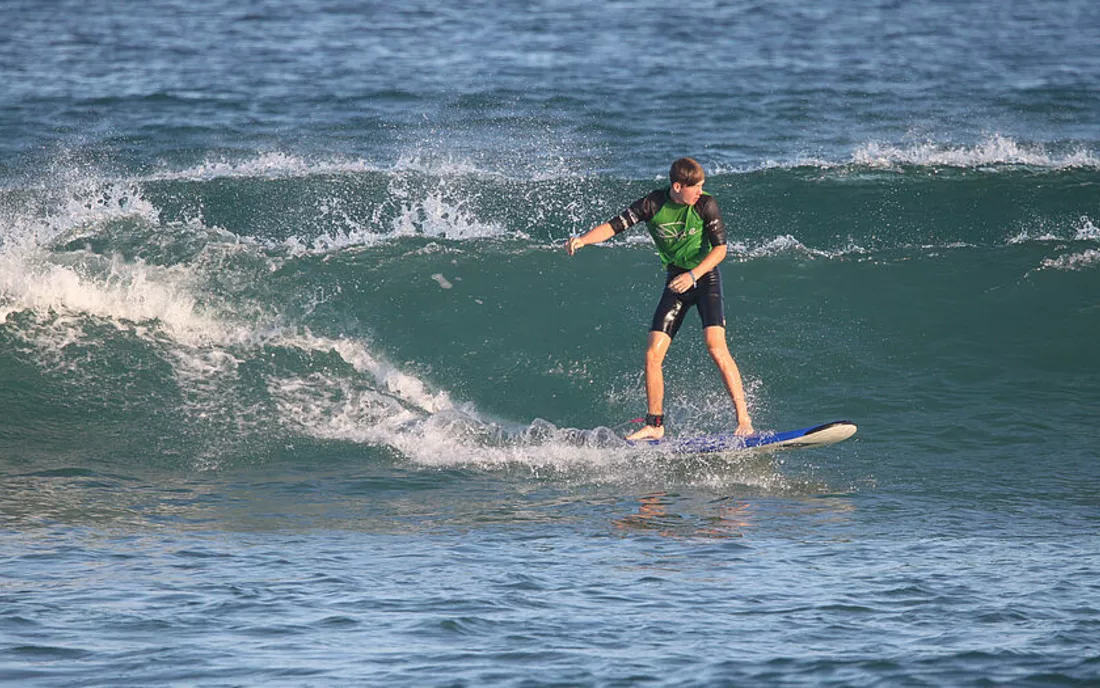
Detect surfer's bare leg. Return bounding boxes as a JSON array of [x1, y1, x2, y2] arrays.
[[626, 330, 671, 440], [704, 326, 754, 436]]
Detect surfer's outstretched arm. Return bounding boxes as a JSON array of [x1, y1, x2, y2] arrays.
[[565, 223, 615, 255]]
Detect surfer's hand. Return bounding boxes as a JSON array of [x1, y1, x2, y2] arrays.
[[565, 237, 583, 255], [669, 271, 695, 293]]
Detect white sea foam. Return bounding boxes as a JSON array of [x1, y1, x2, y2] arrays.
[[622, 232, 869, 261], [709, 136, 1099, 174], [851, 135, 1100, 169], [0, 252, 217, 336], [1075, 216, 1099, 241], [726, 234, 868, 260], [1, 175, 162, 253], [387, 186, 508, 241], [279, 187, 511, 256], [1007, 216, 1099, 246], [1007, 229, 1061, 245], [1038, 249, 1100, 272], [265, 359, 633, 473], [142, 150, 526, 184], [268, 375, 787, 489], [142, 152, 384, 183]]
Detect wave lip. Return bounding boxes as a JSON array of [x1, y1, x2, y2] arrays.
[[141, 152, 385, 183], [850, 135, 1100, 170]]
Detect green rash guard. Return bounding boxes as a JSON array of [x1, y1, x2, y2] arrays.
[[607, 188, 728, 270]]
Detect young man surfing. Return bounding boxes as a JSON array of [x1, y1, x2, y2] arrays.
[[565, 157, 753, 441]]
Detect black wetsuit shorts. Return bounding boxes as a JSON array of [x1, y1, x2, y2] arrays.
[[650, 266, 726, 339]]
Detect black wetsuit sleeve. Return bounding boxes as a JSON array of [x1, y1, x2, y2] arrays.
[[608, 189, 665, 234], [697, 195, 727, 246]]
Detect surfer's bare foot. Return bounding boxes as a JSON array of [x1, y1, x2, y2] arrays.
[[626, 424, 665, 441], [734, 422, 754, 437]]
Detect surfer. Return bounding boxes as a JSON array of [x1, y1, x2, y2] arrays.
[[565, 157, 753, 441]]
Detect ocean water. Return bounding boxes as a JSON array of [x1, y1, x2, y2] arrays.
[[2, 0, 1100, 685]]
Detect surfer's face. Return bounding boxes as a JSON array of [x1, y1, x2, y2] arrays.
[[671, 179, 704, 205]]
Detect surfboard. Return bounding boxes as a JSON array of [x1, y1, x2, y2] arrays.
[[627, 420, 857, 455]]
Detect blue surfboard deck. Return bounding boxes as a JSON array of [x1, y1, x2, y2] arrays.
[[627, 420, 857, 455]]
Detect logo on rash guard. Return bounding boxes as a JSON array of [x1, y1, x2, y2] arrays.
[[655, 222, 697, 240]]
